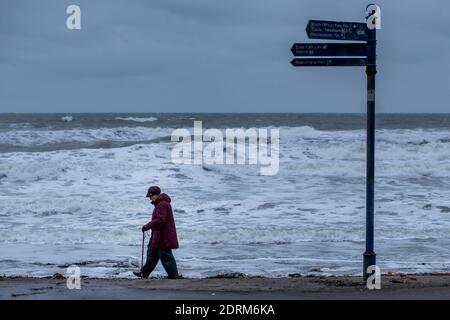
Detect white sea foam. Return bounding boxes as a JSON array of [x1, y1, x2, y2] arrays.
[[61, 116, 73, 122], [1, 126, 450, 277], [115, 117, 158, 123], [0, 127, 172, 147]]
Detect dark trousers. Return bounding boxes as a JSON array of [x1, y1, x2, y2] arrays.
[[141, 246, 179, 279]]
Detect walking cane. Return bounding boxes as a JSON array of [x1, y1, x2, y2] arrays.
[[141, 230, 145, 271]]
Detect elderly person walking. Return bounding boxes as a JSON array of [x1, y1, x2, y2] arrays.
[[133, 186, 180, 279]]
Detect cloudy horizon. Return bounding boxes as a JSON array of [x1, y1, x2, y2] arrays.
[[1, 0, 449, 113]]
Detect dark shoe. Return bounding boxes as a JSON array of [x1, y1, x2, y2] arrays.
[[133, 271, 143, 278], [167, 275, 183, 279]]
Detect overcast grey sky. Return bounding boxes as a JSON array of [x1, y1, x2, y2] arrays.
[[0, 0, 449, 113]]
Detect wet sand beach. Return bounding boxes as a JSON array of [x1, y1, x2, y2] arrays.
[[1, 274, 449, 300]]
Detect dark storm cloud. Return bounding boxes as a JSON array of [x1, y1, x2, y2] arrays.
[[0, 0, 449, 112]]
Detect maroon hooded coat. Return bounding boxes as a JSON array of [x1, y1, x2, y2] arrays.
[[143, 193, 179, 250]]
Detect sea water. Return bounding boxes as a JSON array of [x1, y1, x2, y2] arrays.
[[0, 113, 449, 278]]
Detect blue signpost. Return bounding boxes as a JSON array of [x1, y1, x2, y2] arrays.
[[364, 12, 377, 283], [291, 6, 378, 281]]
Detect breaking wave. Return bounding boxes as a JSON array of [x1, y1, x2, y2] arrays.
[[115, 117, 158, 123], [1, 123, 450, 277]]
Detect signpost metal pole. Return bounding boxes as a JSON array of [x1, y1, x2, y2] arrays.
[[363, 21, 377, 281], [290, 5, 379, 282]]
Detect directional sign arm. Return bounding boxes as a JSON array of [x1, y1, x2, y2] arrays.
[[306, 20, 368, 41], [291, 58, 367, 67], [291, 43, 367, 57]]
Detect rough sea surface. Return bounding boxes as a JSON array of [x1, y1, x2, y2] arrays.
[[0, 113, 449, 278]]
